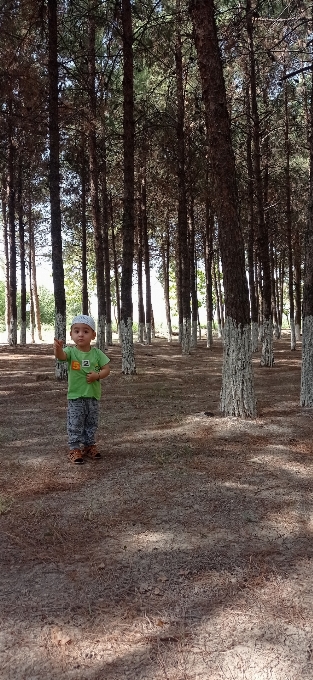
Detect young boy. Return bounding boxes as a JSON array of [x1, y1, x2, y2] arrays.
[[54, 314, 110, 464]]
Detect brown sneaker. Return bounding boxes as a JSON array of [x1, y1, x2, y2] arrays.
[[82, 444, 101, 460], [69, 449, 84, 464]]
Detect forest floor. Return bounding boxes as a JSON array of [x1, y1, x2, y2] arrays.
[[1, 335, 313, 680]]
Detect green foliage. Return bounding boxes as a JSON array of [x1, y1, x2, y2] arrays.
[[38, 285, 82, 326], [64, 269, 84, 321], [38, 287, 55, 326]]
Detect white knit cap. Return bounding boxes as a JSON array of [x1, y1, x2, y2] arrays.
[[71, 315, 96, 331]]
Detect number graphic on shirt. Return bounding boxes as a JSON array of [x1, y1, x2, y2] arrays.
[[71, 361, 81, 370]]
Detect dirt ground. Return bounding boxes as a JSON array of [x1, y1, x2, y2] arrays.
[[0, 335, 313, 680]]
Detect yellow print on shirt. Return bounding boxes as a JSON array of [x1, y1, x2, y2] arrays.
[[71, 361, 81, 370]]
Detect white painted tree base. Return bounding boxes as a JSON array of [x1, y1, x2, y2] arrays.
[[97, 315, 106, 352], [138, 322, 145, 343], [9, 319, 17, 346], [295, 323, 301, 342], [290, 319, 296, 350], [191, 321, 197, 348], [181, 318, 191, 355], [55, 313, 67, 380], [20, 321, 26, 346], [106, 322, 113, 347], [220, 317, 256, 417], [260, 319, 274, 367], [121, 318, 136, 374], [273, 323, 280, 339], [301, 315, 313, 406], [145, 323, 152, 345], [251, 321, 258, 353], [207, 321, 213, 348]]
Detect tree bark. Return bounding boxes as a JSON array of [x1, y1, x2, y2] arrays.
[[189, 198, 198, 348], [80, 144, 89, 316], [204, 185, 214, 349], [121, 0, 136, 373], [246, 83, 258, 352], [140, 156, 152, 346], [137, 193, 145, 343], [301, 54, 313, 406], [110, 194, 121, 338], [213, 252, 222, 338], [8, 115, 17, 347], [270, 238, 280, 339], [294, 229, 302, 340], [1, 194, 10, 342], [88, 1, 106, 350], [189, 0, 256, 416], [101, 146, 112, 347], [176, 0, 190, 354], [284, 79, 295, 350], [17, 162, 26, 345], [48, 0, 67, 377], [161, 222, 172, 343], [246, 0, 273, 366]]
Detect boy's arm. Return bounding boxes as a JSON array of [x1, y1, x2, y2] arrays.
[[98, 364, 110, 380], [86, 364, 110, 383], [53, 339, 67, 361]]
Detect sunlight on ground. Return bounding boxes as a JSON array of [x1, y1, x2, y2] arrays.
[[223, 481, 257, 490], [254, 450, 313, 479]]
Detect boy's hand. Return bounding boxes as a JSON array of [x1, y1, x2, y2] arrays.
[[54, 338, 66, 361], [86, 371, 99, 383]]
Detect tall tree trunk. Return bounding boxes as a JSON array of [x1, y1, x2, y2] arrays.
[[175, 232, 183, 342], [247, 14, 272, 360], [301, 53, 313, 406], [176, 0, 190, 354], [189, 0, 256, 416], [1, 194, 10, 342], [151, 306, 155, 339], [28, 189, 42, 342], [140, 154, 152, 346], [30, 229, 42, 342], [217, 252, 224, 330], [189, 197, 198, 348], [137, 197, 145, 343], [213, 253, 222, 338], [246, 0, 273, 367], [278, 251, 285, 331], [161, 222, 172, 343], [204, 185, 214, 348], [120, 0, 136, 373], [270, 238, 280, 339], [88, 2, 106, 350], [246, 83, 258, 352], [8, 115, 17, 346], [284, 78, 295, 350], [80, 144, 89, 315], [28, 252, 35, 344], [48, 0, 66, 377], [101, 147, 112, 347], [294, 229, 302, 341], [17, 162, 26, 345], [110, 194, 121, 338]]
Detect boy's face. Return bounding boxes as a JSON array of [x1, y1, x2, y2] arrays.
[[70, 323, 96, 350]]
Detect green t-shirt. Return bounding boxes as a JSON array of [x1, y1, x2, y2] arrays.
[[63, 345, 110, 400]]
